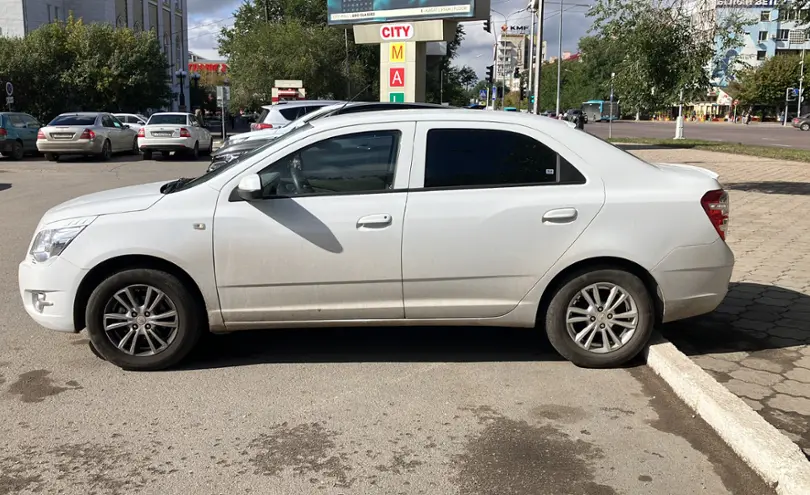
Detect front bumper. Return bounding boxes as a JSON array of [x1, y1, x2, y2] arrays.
[[19, 257, 89, 332], [36, 139, 102, 155], [652, 240, 735, 323]]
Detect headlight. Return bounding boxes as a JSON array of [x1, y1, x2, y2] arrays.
[[29, 216, 96, 263]]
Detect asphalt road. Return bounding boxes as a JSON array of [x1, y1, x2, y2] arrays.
[[0, 154, 774, 495], [586, 120, 810, 149]]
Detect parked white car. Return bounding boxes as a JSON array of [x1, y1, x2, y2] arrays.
[[113, 113, 148, 132], [249, 100, 340, 131], [19, 110, 733, 371], [137, 112, 213, 159]]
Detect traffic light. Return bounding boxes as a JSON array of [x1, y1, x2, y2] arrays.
[[484, 19, 491, 33], [514, 67, 520, 78], [485, 65, 494, 84], [530, 94, 535, 104]]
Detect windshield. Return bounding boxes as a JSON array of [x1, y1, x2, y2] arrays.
[[172, 123, 313, 192], [148, 114, 187, 125], [50, 115, 96, 126]]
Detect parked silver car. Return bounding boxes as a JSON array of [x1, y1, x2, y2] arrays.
[[36, 112, 139, 161]]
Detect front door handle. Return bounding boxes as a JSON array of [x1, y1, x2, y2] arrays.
[[542, 208, 578, 224], [357, 214, 392, 229]]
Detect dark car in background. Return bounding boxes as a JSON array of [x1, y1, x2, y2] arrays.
[[0, 112, 42, 160]]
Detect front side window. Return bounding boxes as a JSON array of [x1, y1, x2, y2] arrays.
[[102, 115, 116, 128], [258, 131, 401, 197], [423, 129, 585, 189], [110, 115, 124, 128]]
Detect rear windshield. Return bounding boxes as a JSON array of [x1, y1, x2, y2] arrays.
[[50, 115, 96, 126], [148, 114, 187, 125]]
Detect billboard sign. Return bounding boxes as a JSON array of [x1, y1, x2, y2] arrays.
[[327, 0, 475, 26], [716, 0, 775, 7]]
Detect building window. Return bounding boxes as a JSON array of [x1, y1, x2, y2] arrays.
[[759, 31, 768, 42], [778, 29, 790, 40], [54, 7, 59, 21], [761, 10, 771, 22], [757, 50, 767, 60], [115, 0, 128, 27], [780, 9, 799, 21], [47, 5, 51, 23]]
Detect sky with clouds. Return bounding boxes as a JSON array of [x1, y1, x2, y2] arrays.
[[186, 0, 596, 79]]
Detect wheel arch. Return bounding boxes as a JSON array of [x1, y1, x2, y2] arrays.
[[73, 254, 208, 332], [535, 256, 664, 327]]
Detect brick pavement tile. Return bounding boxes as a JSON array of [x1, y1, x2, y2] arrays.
[[729, 368, 784, 387], [785, 367, 810, 383], [766, 394, 810, 416], [742, 398, 765, 411], [774, 380, 810, 399], [739, 357, 786, 373], [691, 355, 741, 374], [724, 379, 774, 401]]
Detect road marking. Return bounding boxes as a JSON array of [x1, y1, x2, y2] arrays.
[[773, 144, 792, 147], [761, 138, 776, 141]]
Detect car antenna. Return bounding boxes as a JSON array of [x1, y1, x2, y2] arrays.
[[337, 83, 372, 113]]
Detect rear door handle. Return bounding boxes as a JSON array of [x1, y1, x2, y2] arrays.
[[542, 208, 578, 223], [357, 214, 392, 229]]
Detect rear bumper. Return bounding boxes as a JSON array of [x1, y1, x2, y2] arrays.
[[652, 240, 735, 323], [138, 137, 194, 151], [36, 139, 101, 155]]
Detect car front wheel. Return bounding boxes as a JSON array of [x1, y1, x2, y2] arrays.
[[544, 268, 654, 368], [85, 268, 203, 371], [801, 123, 809, 131]]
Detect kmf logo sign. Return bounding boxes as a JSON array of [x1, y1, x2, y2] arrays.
[[380, 24, 413, 40]]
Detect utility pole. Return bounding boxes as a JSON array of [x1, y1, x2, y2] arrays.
[[798, 45, 805, 118], [532, 0, 545, 114], [555, 0, 563, 116], [345, 30, 351, 98], [264, 0, 269, 22], [675, 88, 684, 139], [527, 5, 535, 112], [609, 72, 614, 139]]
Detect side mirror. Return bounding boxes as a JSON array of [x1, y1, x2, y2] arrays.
[[138, 121, 146, 125], [123, 124, 130, 129], [236, 174, 263, 201]]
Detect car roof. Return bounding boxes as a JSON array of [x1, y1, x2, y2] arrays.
[[150, 112, 190, 116], [261, 100, 342, 110], [57, 112, 102, 116]]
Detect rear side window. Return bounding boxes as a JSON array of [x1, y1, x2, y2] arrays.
[[424, 129, 586, 189], [50, 115, 96, 126], [278, 106, 306, 121], [257, 108, 271, 123], [8, 115, 26, 128]]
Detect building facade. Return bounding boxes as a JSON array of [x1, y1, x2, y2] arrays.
[[496, 32, 545, 92], [709, 0, 810, 86], [0, 0, 189, 110]]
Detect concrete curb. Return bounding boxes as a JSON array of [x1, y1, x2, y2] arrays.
[[644, 333, 810, 495]]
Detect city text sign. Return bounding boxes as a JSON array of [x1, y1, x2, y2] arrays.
[[390, 43, 405, 62], [380, 24, 413, 40], [716, 0, 774, 7], [389, 67, 405, 87]]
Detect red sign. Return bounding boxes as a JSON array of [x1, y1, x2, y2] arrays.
[[380, 24, 413, 40], [187, 62, 228, 74], [389, 68, 405, 88]]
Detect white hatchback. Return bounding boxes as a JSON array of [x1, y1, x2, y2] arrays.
[[19, 110, 733, 371], [137, 112, 213, 159]]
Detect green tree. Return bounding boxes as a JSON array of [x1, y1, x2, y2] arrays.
[[732, 54, 805, 112], [0, 17, 170, 121]]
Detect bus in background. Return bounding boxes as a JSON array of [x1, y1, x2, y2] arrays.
[[582, 100, 620, 122]]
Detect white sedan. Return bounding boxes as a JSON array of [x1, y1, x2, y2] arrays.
[[137, 112, 213, 159], [18, 110, 733, 371]]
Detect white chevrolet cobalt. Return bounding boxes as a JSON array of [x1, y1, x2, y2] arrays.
[[19, 110, 733, 371]]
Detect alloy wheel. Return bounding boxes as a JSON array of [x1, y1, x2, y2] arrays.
[[102, 284, 179, 356], [565, 282, 638, 354]]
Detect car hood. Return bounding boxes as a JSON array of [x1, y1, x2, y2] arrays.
[[40, 181, 166, 225]]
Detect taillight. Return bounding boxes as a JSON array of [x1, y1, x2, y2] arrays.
[[0, 128, 7, 137], [255, 123, 273, 130], [37, 129, 45, 140], [79, 128, 95, 140], [179, 128, 191, 137], [137, 127, 145, 137], [701, 189, 729, 241]]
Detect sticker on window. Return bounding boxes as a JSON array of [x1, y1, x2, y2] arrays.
[[546, 168, 555, 175]]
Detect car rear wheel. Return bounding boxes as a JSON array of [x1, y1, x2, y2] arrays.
[[142, 150, 152, 160], [544, 268, 654, 368], [205, 138, 213, 156], [9, 140, 24, 160], [97, 140, 111, 161], [130, 138, 139, 155], [189, 141, 199, 160], [85, 268, 203, 371], [45, 153, 58, 162], [801, 123, 809, 131]]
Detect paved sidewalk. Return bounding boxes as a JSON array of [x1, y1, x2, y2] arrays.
[[627, 145, 810, 455]]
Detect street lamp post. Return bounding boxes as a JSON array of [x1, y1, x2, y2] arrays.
[[555, 0, 563, 116], [190, 72, 201, 110], [609, 72, 615, 140], [532, 0, 545, 114], [175, 69, 187, 111], [798, 47, 805, 118], [675, 87, 684, 139]]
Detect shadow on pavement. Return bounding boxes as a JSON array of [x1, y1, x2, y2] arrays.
[[181, 326, 565, 370], [0, 183, 10, 192], [724, 181, 810, 196], [661, 282, 810, 357]]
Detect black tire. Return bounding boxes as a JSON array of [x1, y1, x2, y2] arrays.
[[142, 150, 153, 160], [801, 123, 809, 131], [190, 141, 199, 160], [544, 268, 654, 368], [205, 138, 213, 156], [88, 340, 106, 361], [10, 140, 24, 160], [45, 153, 58, 162], [97, 140, 111, 161], [85, 268, 204, 371], [130, 138, 139, 155]]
